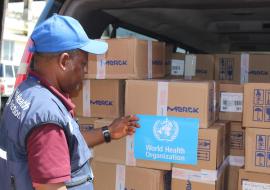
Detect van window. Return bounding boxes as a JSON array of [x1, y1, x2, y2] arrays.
[[5, 65, 13, 77], [116, 27, 157, 41], [0, 64, 3, 77], [14, 65, 19, 76]]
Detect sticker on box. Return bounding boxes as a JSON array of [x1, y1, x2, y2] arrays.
[[243, 180, 270, 190], [135, 115, 199, 165], [171, 59, 184, 76], [220, 92, 243, 112]]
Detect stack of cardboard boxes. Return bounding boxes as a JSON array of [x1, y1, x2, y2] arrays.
[[237, 83, 270, 189], [71, 37, 270, 190]]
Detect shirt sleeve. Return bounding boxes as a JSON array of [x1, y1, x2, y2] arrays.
[[27, 124, 71, 184]]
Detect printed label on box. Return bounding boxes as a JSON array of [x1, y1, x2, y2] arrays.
[[219, 58, 234, 81], [243, 180, 270, 190], [220, 92, 243, 112], [171, 59, 184, 76], [198, 139, 211, 161], [252, 89, 270, 122], [231, 131, 244, 150], [255, 135, 270, 168], [135, 115, 199, 165]]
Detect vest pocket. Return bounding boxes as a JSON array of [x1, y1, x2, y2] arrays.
[[66, 175, 92, 188]]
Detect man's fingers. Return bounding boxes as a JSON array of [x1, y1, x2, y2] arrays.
[[128, 121, 140, 128]]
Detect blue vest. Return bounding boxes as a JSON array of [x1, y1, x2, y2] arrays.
[[0, 76, 93, 190]]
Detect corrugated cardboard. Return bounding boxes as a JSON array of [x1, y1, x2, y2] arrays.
[[215, 54, 241, 84], [76, 117, 98, 146], [93, 119, 172, 170], [226, 166, 242, 190], [70, 80, 124, 118], [243, 83, 270, 128], [215, 120, 231, 160], [238, 169, 270, 190], [230, 122, 245, 157], [165, 44, 174, 76], [249, 54, 270, 83], [245, 127, 270, 174], [173, 124, 224, 170], [125, 80, 215, 128], [192, 54, 215, 81], [218, 84, 244, 121], [86, 38, 165, 79], [92, 161, 166, 190], [171, 161, 227, 190]]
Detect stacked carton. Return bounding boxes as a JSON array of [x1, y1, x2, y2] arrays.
[[237, 83, 270, 189], [71, 37, 169, 190]]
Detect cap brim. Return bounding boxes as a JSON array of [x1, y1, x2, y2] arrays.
[[79, 39, 108, 55]]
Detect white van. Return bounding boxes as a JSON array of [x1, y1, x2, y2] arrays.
[[0, 61, 18, 109]]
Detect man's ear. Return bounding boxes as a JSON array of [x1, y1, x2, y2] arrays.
[[58, 52, 70, 71]]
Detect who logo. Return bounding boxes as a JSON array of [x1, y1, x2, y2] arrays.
[[153, 118, 179, 142]]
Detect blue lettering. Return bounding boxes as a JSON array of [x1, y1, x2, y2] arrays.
[[167, 106, 199, 113], [152, 60, 163, 65], [249, 70, 268, 76], [105, 60, 128, 66], [196, 69, 207, 74], [90, 100, 113, 106]]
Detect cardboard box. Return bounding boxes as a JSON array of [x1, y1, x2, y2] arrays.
[[249, 54, 270, 83], [165, 44, 174, 76], [245, 127, 270, 174], [70, 80, 124, 118], [226, 166, 242, 190], [171, 161, 227, 190], [92, 161, 167, 190], [173, 124, 224, 170], [218, 84, 244, 121], [215, 120, 231, 160], [192, 54, 215, 81], [230, 122, 245, 157], [243, 83, 270, 128], [215, 54, 242, 84], [93, 119, 172, 170], [86, 38, 165, 79], [125, 80, 215, 128], [76, 117, 98, 146], [238, 169, 270, 190]]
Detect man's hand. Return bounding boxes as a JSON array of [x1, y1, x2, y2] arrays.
[[108, 115, 140, 140]]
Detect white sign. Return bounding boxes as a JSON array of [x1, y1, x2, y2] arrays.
[[220, 92, 243, 112], [243, 181, 270, 190], [171, 59, 184, 76]]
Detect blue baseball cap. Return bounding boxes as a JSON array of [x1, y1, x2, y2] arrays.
[[29, 14, 108, 54]]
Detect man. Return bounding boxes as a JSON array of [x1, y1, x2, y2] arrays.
[[0, 14, 140, 190]]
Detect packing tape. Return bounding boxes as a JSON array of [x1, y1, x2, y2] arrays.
[[125, 135, 136, 166], [157, 82, 168, 116], [17, 62, 28, 74], [228, 155, 244, 167], [147, 41, 153, 79], [243, 181, 270, 190], [240, 53, 249, 84], [184, 54, 196, 77], [82, 80, 91, 117], [96, 54, 106, 79], [115, 164, 126, 190], [172, 158, 229, 185], [172, 168, 216, 185]]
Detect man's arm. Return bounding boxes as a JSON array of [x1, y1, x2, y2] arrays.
[[84, 115, 140, 147]]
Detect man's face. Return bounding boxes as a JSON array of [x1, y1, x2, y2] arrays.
[[61, 50, 88, 93]]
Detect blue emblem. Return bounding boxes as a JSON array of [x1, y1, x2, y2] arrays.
[[153, 118, 179, 142]]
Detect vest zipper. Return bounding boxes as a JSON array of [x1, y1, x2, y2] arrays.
[[10, 175, 16, 190]]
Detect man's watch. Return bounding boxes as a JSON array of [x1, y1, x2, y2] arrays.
[[101, 126, 111, 143]]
